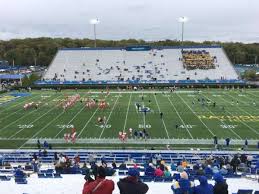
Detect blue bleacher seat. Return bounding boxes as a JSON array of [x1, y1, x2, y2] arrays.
[[236, 189, 253, 194], [154, 177, 164, 182], [0, 175, 11, 181], [15, 178, 27, 184], [140, 176, 154, 182], [53, 173, 62, 178]]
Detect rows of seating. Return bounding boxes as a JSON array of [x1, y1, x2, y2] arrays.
[[182, 50, 216, 70], [1, 151, 259, 165], [43, 46, 239, 82]]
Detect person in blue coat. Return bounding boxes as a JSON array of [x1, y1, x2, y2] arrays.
[[204, 165, 213, 175], [144, 163, 155, 176], [171, 171, 194, 194], [194, 176, 213, 194]]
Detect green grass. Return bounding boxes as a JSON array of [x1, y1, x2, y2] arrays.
[[0, 88, 259, 149]]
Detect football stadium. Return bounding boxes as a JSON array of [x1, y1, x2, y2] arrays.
[[1, 1, 259, 194], [1, 45, 258, 150]]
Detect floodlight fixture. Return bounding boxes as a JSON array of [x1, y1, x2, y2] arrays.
[[89, 18, 100, 47]]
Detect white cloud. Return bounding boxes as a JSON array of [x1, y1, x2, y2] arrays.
[[0, 0, 258, 42]]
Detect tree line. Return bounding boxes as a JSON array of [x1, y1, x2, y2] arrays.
[[0, 38, 258, 66]]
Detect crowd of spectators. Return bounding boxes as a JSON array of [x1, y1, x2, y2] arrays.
[[182, 50, 216, 70], [1, 148, 259, 194]]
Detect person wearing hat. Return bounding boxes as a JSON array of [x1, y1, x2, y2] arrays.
[[82, 166, 114, 194], [171, 171, 194, 194], [117, 168, 149, 194], [194, 176, 213, 194], [213, 173, 228, 194]]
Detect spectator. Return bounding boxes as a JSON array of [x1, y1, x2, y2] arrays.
[[181, 160, 188, 168], [82, 171, 95, 193], [171, 163, 177, 171], [74, 155, 80, 165], [176, 165, 185, 173], [144, 163, 155, 176], [196, 167, 205, 176], [194, 176, 213, 194], [204, 165, 213, 175], [164, 167, 171, 177], [37, 139, 41, 149], [230, 155, 240, 174], [82, 166, 114, 194], [212, 166, 219, 174], [112, 161, 117, 169], [119, 162, 127, 170], [219, 165, 228, 175], [91, 162, 98, 180], [154, 167, 163, 177], [160, 160, 165, 171], [171, 171, 193, 194], [43, 149, 48, 157], [43, 140, 49, 149], [54, 152, 58, 161], [213, 173, 228, 194], [117, 168, 149, 194]]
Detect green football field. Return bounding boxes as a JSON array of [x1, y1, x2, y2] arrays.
[[0, 89, 259, 150]]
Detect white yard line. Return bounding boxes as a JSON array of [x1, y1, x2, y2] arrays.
[[200, 94, 242, 139], [176, 93, 215, 137], [0, 94, 42, 122], [98, 95, 120, 139], [217, 94, 259, 136], [78, 93, 111, 138], [0, 94, 59, 132], [8, 95, 63, 139], [142, 92, 146, 129], [53, 100, 87, 138], [123, 93, 132, 133], [232, 91, 259, 111], [77, 107, 100, 138], [153, 94, 170, 139], [167, 96, 193, 139], [17, 111, 66, 150]]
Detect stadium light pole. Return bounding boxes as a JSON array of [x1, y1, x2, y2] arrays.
[[90, 18, 100, 48], [178, 17, 188, 48]]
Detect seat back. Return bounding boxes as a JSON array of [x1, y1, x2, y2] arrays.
[[237, 189, 253, 194]]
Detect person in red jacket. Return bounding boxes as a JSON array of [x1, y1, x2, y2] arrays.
[[154, 167, 164, 177], [82, 166, 114, 194]]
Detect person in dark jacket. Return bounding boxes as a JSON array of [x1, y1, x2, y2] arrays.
[[194, 176, 213, 194], [144, 163, 155, 176], [117, 168, 149, 194], [213, 173, 228, 194], [230, 155, 240, 173]]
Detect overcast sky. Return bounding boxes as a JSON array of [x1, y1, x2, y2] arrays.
[[0, 0, 259, 42]]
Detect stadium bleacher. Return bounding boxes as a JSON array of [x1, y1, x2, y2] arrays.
[[42, 45, 239, 84]]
